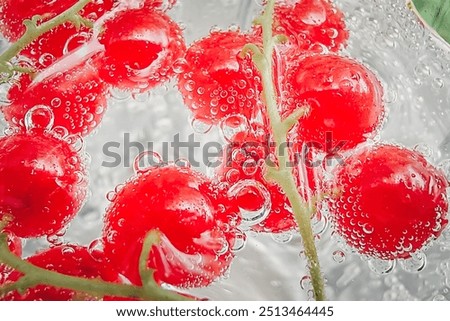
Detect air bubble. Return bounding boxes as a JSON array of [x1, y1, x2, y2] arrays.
[[175, 158, 191, 168], [362, 223, 374, 234], [107, 191, 117, 202], [228, 179, 271, 227], [220, 114, 250, 142], [109, 87, 131, 101], [332, 250, 346, 263], [300, 275, 312, 290], [367, 257, 396, 275], [172, 58, 187, 74], [134, 151, 163, 174], [399, 251, 426, 273], [432, 294, 446, 301], [88, 239, 104, 262], [24, 105, 54, 132], [413, 143, 433, 158], [61, 246, 76, 255], [191, 117, 213, 134], [271, 232, 293, 244]]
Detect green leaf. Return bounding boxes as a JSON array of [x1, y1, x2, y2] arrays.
[[411, 0, 450, 45]]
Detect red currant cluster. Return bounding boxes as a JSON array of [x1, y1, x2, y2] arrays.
[[0, 0, 448, 301]]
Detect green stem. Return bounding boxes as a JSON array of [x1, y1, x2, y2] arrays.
[[0, 233, 190, 301], [250, 0, 326, 300], [0, 0, 93, 74]]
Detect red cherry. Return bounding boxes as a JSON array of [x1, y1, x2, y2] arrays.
[[97, 7, 186, 92], [0, 245, 121, 301], [102, 165, 236, 288], [0, 0, 115, 67], [2, 58, 109, 137], [253, 0, 348, 53], [329, 144, 449, 260], [283, 54, 384, 151], [177, 30, 263, 125], [0, 131, 88, 238]]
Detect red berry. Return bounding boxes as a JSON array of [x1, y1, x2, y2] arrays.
[[253, 0, 348, 53], [283, 54, 384, 151], [0, 131, 88, 238], [2, 58, 109, 137], [177, 30, 262, 125], [216, 125, 299, 233], [102, 165, 236, 288], [97, 7, 186, 92], [0, 245, 121, 301], [329, 144, 449, 260], [0, 0, 115, 67]]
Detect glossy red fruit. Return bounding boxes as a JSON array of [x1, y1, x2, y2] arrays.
[[0, 131, 88, 238], [253, 0, 348, 53], [329, 144, 449, 260], [2, 58, 109, 137], [97, 7, 186, 92], [0, 245, 121, 301], [102, 165, 236, 288], [283, 54, 384, 152], [177, 30, 263, 125], [0, 0, 114, 67], [216, 123, 321, 233]]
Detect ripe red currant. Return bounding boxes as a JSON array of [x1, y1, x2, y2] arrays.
[[253, 0, 348, 53], [177, 30, 262, 125], [2, 58, 109, 137], [283, 54, 384, 151], [0, 0, 115, 67], [97, 7, 186, 92], [0, 245, 121, 300], [329, 144, 449, 260], [0, 131, 88, 238], [102, 165, 236, 288]]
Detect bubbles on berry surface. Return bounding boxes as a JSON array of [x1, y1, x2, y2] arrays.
[[228, 179, 271, 227], [24, 105, 55, 132], [133, 151, 163, 174], [299, 3, 326, 26], [38, 53, 56, 69]]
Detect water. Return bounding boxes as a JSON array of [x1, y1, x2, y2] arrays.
[[1, 0, 450, 300]]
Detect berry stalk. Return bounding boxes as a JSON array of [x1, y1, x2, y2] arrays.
[[0, 0, 93, 75], [244, 0, 326, 300], [0, 232, 191, 301]]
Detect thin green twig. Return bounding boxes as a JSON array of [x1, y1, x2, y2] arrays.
[[0, 0, 94, 75], [246, 0, 326, 300]]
